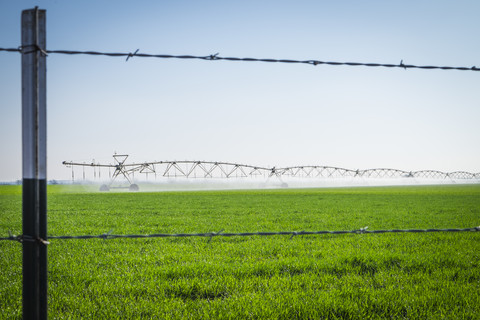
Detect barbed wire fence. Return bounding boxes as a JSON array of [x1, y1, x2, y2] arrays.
[[2, 45, 479, 245], [2, 8, 480, 319], [1, 46, 479, 72], [1, 227, 480, 246], [1, 36, 480, 245]]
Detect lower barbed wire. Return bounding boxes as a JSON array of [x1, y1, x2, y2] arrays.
[[2, 226, 479, 242]]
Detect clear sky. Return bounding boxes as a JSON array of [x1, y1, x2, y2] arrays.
[[1, 0, 479, 181]]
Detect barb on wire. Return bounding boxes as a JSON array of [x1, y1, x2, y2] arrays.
[[207, 229, 224, 243], [1, 226, 479, 242], [126, 49, 139, 61], [206, 52, 219, 60], [290, 230, 305, 240], [101, 229, 114, 240], [359, 226, 369, 234], [4, 231, 22, 243], [1, 47, 479, 72]]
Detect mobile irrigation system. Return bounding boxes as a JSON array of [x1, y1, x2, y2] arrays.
[[62, 154, 480, 191]]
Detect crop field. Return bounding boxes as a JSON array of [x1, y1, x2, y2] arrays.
[[1, 184, 479, 319]]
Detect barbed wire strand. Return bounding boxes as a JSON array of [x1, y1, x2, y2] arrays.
[[1, 226, 479, 243], [1, 47, 478, 72]]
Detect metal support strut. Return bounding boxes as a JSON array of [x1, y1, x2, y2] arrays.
[[22, 7, 48, 320]]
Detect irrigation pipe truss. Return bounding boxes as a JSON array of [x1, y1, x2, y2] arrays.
[[1, 227, 479, 244], [1, 46, 479, 72]]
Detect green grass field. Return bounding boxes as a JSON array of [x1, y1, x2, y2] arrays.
[[1, 184, 479, 319]]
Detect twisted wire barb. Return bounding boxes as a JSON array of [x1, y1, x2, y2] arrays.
[[1, 47, 478, 72], [2, 227, 479, 242]]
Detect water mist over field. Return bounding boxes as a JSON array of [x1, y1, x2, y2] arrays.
[[52, 177, 479, 193]]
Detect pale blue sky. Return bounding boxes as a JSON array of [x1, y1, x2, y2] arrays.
[[1, 0, 479, 181]]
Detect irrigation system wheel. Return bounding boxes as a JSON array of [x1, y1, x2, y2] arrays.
[[99, 184, 110, 191], [129, 184, 139, 191]]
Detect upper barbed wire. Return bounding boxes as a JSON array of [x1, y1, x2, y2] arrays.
[[0, 47, 478, 72]]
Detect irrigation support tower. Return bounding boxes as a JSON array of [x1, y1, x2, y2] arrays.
[[21, 7, 48, 320]]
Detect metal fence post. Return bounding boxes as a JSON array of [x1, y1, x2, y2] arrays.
[[22, 7, 47, 320]]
